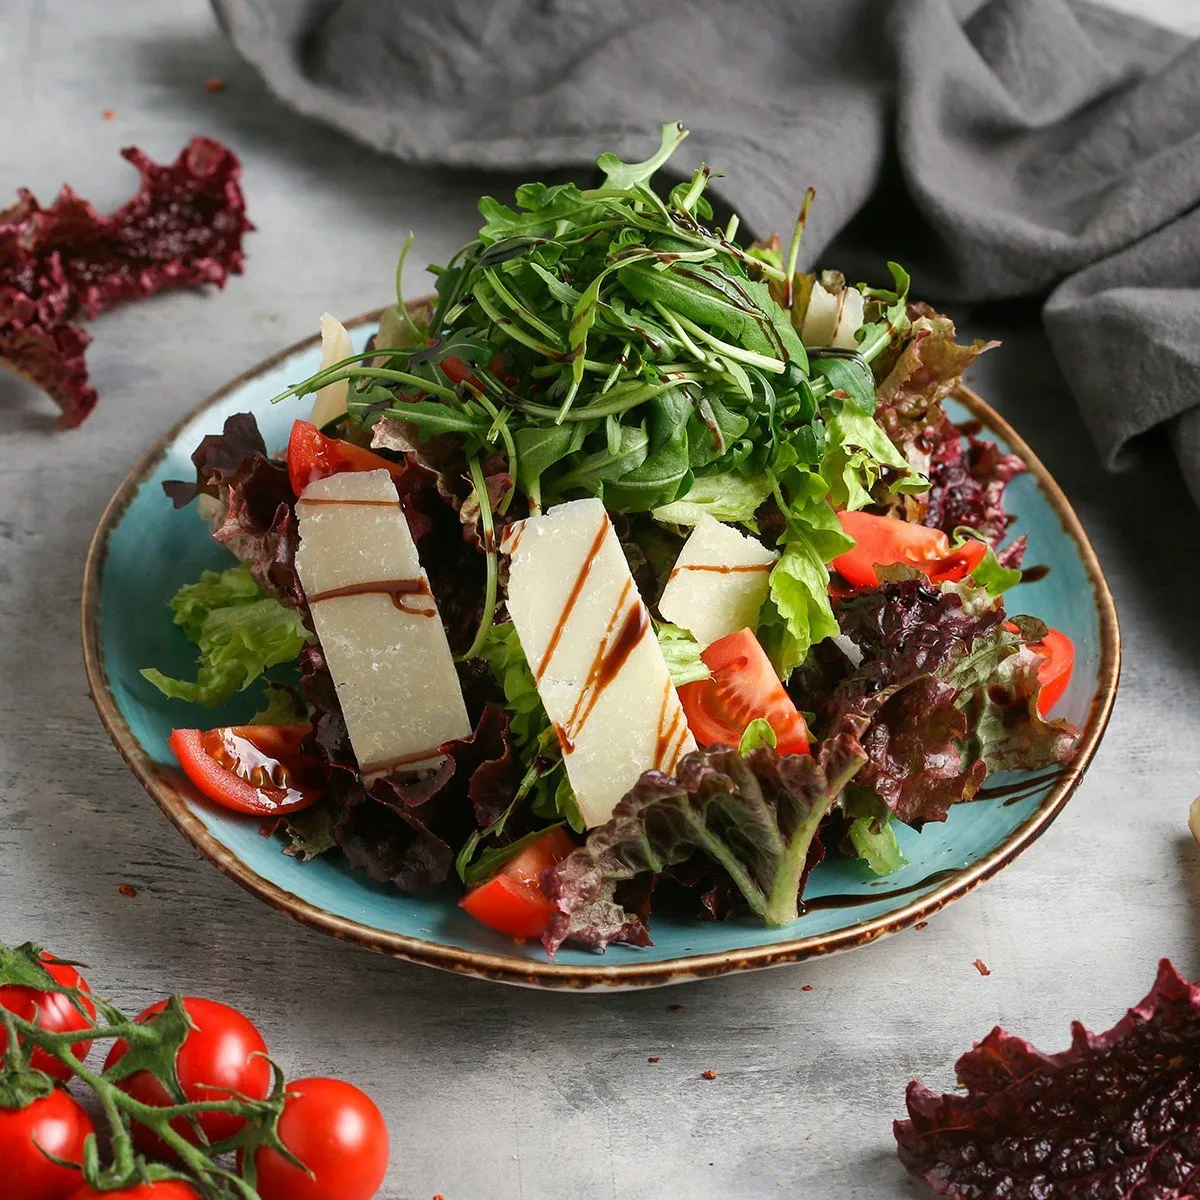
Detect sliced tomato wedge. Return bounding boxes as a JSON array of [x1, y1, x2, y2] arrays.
[[286, 420, 405, 496], [439, 352, 514, 390], [833, 511, 987, 589], [677, 629, 810, 756], [169, 725, 321, 816], [1004, 623, 1074, 716], [459, 827, 577, 939]]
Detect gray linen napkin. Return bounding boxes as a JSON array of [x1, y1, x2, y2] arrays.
[[212, 0, 1200, 503]]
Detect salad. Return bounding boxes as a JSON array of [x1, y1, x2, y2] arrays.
[[145, 124, 1078, 954]]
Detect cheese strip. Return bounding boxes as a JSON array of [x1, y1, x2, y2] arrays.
[[503, 498, 696, 828], [800, 280, 864, 349], [294, 469, 470, 775], [309, 313, 354, 428], [658, 515, 777, 647]]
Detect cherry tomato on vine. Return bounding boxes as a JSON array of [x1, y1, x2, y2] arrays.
[[67, 1183, 201, 1200], [246, 1076, 389, 1200], [1, 1087, 93, 1200], [0, 953, 95, 1082], [103, 997, 270, 1157]]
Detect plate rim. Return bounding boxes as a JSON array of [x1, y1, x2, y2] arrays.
[[81, 307, 1122, 990]]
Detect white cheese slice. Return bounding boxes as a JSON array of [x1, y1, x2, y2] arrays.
[[658, 516, 778, 647], [801, 280, 864, 349], [294, 468, 470, 776], [309, 313, 354, 429], [503, 498, 696, 828]]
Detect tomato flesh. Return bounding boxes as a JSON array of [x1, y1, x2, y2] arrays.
[[1029, 627, 1074, 715], [104, 997, 271, 1159], [287, 420, 404, 495], [0, 953, 94, 1082], [247, 1076, 389, 1200], [677, 629, 810, 755], [460, 827, 577, 939], [169, 725, 320, 816], [833, 511, 987, 589], [1, 1088, 92, 1200]]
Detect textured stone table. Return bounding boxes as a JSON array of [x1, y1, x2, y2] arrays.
[[2, 3, 1198, 1197]]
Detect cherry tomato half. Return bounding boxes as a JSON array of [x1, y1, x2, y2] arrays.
[[833, 511, 987, 589], [460, 827, 577, 939], [287, 420, 405, 496], [0, 953, 94, 1082], [677, 629, 810, 756], [247, 1077, 389, 1200], [168, 725, 321, 816], [1029, 628, 1074, 715], [67, 1184, 201, 1200], [1, 1087, 93, 1200], [103, 997, 271, 1158]]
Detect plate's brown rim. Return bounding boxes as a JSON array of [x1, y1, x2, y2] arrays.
[[82, 308, 1121, 990]]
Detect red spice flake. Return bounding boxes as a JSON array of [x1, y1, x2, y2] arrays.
[[433, 1194, 445, 1200], [204, 77, 226, 93], [702, 1069, 717, 1080], [647, 1056, 660, 1064], [102, 109, 115, 121], [896, 960, 1200, 1199], [666, 1003, 682, 1012], [915, 921, 928, 930], [801, 984, 813, 992], [973, 958, 991, 977], [0, 137, 251, 427], [118, 883, 137, 898]]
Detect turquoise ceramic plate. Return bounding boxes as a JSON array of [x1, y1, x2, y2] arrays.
[[83, 310, 1120, 990]]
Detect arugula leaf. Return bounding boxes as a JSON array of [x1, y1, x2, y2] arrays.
[[141, 566, 310, 706], [656, 623, 710, 686], [597, 122, 689, 190], [459, 823, 567, 889]]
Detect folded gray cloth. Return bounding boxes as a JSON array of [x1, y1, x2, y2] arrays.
[[212, 0, 1200, 503]]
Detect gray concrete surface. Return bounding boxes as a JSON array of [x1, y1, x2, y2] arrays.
[[2, 3, 1198, 1197]]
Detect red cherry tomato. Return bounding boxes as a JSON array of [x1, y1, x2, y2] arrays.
[[460, 827, 577, 939], [103, 998, 270, 1158], [168, 725, 321, 816], [67, 1184, 201, 1200], [677, 629, 810, 756], [833, 511, 987, 589], [1, 1088, 93, 1200], [247, 1077, 389, 1200], [1029, 628, 1074, 714], [287, 420, 405, 496], [0, 953, 94, 1082]]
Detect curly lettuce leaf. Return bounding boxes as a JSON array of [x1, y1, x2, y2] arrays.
[[140, 566, 310, 706], [655, 623, 710, 687], [541, 712, 868, 953], [756, 472, 853, 677]]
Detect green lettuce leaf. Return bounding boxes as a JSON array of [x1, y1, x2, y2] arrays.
[[651, 472, 772, 528], [756, 472, 853, 677], [656, 623, 710, 686], [141, 566, 310, 706]]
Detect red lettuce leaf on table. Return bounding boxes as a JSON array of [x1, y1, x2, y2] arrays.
[[895, 959, 1200, 1199], [0, 137, 251, 426], [540, 713, 868, 955]]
